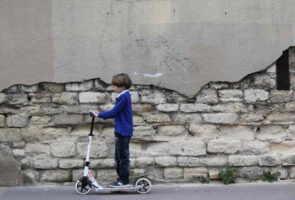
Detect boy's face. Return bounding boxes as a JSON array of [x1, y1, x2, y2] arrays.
[[112, 85, 125, 93]]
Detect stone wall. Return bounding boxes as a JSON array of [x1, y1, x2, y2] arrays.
[[1, 49, 295, 185]]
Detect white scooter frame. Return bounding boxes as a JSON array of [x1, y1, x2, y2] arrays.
[[75, 116, 152, 195]]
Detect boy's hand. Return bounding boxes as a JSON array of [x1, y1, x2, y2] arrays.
[[89, 110, 99, 117]]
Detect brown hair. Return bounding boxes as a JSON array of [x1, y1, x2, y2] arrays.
[[111, 73, 132, 89]]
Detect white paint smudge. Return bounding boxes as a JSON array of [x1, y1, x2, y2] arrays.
[[134, 72, 163, 78]]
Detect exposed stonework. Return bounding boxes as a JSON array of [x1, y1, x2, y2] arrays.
[[1, 48, 295, 185]]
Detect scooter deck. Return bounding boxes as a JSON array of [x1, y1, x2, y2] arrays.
[[93, 185, 140, 193]]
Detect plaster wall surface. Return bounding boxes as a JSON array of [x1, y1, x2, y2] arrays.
[[1, 0, 295, 96]]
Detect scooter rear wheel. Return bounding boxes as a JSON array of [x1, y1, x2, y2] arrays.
[[135, 177, 152, 194], [75, 180, 91, 195]]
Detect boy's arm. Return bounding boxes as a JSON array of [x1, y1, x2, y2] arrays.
[[98, 96, 127, 119]]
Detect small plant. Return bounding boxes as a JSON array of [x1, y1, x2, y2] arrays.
[[198, 175, 210, 184], [219, 166, 238, 185], [68, 170, 73, 182], [262, 171, 281, 182]]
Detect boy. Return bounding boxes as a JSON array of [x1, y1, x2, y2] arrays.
[[89, 73, 133, 188]]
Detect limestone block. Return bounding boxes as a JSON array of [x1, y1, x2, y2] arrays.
[[39, 83, 64, 92], [209, 169, 220, 180], [218, 89, 243, 102], [53, 114, 83, 125], [140, 89, 166, 104], [219, 125, 254, 140], [212, 103, 248, 113], [111, 91, 139, 103], [79, 92, 109, 103], [132, 125, 155, 141], [228, 155, 259, 166], [189, 124, 219, 140], [239, 113, 264, 123], [184, 168, 208, 181], [199, 156, 228, 167], [50, 142, 76, 158], [156, 104, 179, 112], [0, 128, 22, 142], [30, 116, 51, 126], [132, 104, 154, 113], [164, 168, 183, 180], [155, 156, 177, 167], [269, 90, 293, 103], [244, 89, 268, 103], [91, 159, 116, 169], [133, 115, 145, 125], [171, 114, 202, 125], [285, 102, 295, 111], [0, 150, 22, 186], [238, 166, 264, 180], [256, 125, 288, 142], [196, 89, 218, 104], [288, 125, 295, 139], [20, 105, 41, 116], [146, 140, 206, 157], [130, 169, 145, 179], [241, 141, 270, 154], [290, 167, 295, 178], [13, 141, 25, 148], [281, 155, 295, 166], [254, 74, 276, 89], [202, 113, 238, 124], [168, 141, 206, 156], [101, 127, 115, 142], [270, 141, 295, 155], [143, 113, 171, 123], [0, 115, 5, 127], [21, 126, 42, 142], [24, 154, 58, 169], [0, 93, 6, 103], [6, 94, 28, 105], [77, 142, 108, 158], [63, 104, 99, 114], [7, 114, 29, 128], [59, 159, 84, 169], [65, 81, 93, 91], [264, 113, 295, 124], [178, 157, 200, 167], [180, 103, 212, 113], [135, 157, 155, 167], [52, 92, 78, 105], [12, 149, 25, 157], [207, 139, 242, 154], [40, 170, 70, 182], [259, 155, 281, 166], [19, 85, 38, 93], [30, 94, 51, 104], [26, 143, 50, 155], [40, 105, 64, 115], [42, 128, 69, 142], [156, 125, 186, 139], [97, 169, 117, 182]]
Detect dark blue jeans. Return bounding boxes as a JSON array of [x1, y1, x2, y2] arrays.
[[115, 133, 131, 184]]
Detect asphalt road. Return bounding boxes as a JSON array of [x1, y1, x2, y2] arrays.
[[1, 181, 295, 200]]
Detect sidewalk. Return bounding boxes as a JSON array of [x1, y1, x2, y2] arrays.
[[0, 181, 295, 200]]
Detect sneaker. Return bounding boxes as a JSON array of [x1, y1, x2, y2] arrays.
[[109, 181, 129, 188]]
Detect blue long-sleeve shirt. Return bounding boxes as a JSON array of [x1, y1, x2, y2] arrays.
[[98, 90, 133, 136]]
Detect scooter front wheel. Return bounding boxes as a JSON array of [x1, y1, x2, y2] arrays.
[[75, 180, 91, 195], [135, 177, 152, 194]]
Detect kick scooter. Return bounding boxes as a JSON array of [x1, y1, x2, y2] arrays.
[[75, 116, 152, 195]]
